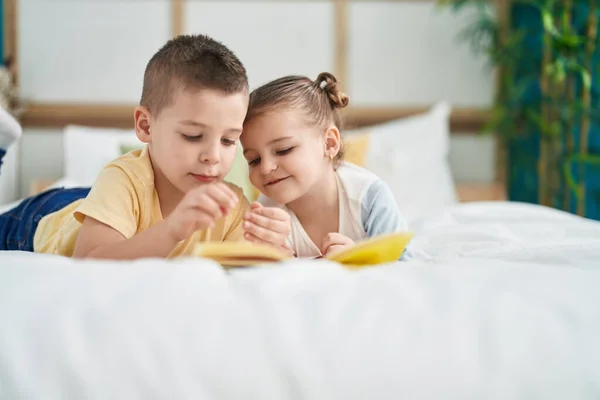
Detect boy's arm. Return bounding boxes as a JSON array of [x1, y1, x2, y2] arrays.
[[73, 217, 179, 259], [361, 179, 414, 260], [71, 166, 180, 259], [72, 168, 238, 259], [75, 182, 237, 259]]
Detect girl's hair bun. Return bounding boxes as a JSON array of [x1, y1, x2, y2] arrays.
[[314, 72, 349, 109]]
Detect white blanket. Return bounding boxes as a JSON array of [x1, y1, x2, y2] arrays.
[[1, 201, 599, 399], [410, 201, 600, 267]]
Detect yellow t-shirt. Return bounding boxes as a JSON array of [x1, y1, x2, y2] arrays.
[[34, 146, 250, 257]]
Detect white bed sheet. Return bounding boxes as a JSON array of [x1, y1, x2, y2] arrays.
[[1, 201, 599, 399], [409, 201, 600, 267]]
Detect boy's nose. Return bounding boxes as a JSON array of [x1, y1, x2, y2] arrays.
[[200, 144, 219, 164]]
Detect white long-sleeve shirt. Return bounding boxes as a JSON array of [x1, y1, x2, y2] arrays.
[[258, 162, 413, 260]]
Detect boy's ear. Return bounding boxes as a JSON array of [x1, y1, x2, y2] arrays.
[[324, 126, 341, 158], [134, 106, 152, 144]]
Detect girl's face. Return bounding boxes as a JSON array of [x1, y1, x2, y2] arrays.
[[241, 109, 335, 205]]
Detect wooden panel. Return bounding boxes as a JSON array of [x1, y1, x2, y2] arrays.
[[18, 0, 171, 103], [184, 1, 335, 90], [20, 104, 135, 129], [29, 180, 506, 200], [456, 182, 506, 202], [494, 0, 509, 183], [29, 178, 55, 196], [19, 103, 489, 133], [347, 2, 494, 107], [14, 0, 493, 135], [3, 0, 17, 84], [172, 0, 184, 37], [342, 106, 489, 132], [334, 0, 348, 85]]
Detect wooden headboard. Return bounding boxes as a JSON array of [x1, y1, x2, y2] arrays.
[[18, 103, 491, 133], [4, 0, 503, 133]]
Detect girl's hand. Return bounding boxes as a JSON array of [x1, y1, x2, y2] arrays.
[[321, 232, 354, 256], [243, 202, 294, 255]]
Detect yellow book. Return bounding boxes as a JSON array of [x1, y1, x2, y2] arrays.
[[192, 232, 414, 269]]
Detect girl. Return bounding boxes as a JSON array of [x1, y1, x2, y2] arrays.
[[240, 72, 413, 260]]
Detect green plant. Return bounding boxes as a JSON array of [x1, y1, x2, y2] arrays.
[[0, 59, 23, 118], [440, 0, 600, 217]]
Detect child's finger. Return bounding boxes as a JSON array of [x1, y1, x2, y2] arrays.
[[193, 194, 223, 220], [320, 234, 336, 251], [244, 231, 263, 243], [324, 244, 345, 256], [243, 220, 283, 246], [320, 233, 346, 254], [244, 211, 288, 234], [244, 231, 273, 248], [244, 232, 294, 256], [206, 184, 238, 213], [217, 183, 240, 206], [192, 209, 217, 230], [244, 202, 262, 220], [214, 183, 240, 206], [252, 206, 289, 222]]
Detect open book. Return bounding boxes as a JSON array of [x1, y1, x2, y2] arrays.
[[191, 232, 414, 268]]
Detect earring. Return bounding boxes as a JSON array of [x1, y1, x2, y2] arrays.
[[328, 153, 334, 160]]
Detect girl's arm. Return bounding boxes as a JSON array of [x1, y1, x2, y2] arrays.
[[361, 179, 414, 260]]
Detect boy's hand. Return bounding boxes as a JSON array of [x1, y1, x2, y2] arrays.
[[321, 233, 354, 256], [243, 202, 293, 255], [166, 183, 239, 242]]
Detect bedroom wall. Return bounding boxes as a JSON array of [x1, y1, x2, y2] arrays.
[[15, 0, 495, 197]]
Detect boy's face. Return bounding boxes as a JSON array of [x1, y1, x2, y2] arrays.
[[140, 88, 248, 196]]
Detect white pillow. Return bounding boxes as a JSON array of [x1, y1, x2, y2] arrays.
[[346, 102, 457, 223], [63, 125, 139, 186], [62, 125, 253, 198], [0, 142, 19, 205]]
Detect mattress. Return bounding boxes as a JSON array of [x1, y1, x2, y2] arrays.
[[0, 201, 599, 399]]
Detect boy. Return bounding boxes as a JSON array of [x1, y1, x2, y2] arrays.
[[0, 34, 291, 258]]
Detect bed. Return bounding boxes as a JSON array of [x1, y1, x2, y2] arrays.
[[1, 104, 600, 398], [1, 200, 600, 399]]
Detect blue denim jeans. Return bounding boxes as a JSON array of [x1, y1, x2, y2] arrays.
[[0, 148, 90, 251], [0, 187, 91, 251]]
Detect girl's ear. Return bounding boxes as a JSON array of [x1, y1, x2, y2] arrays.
[[134, 106, 152, 144], [323, 126, 341, 159]]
